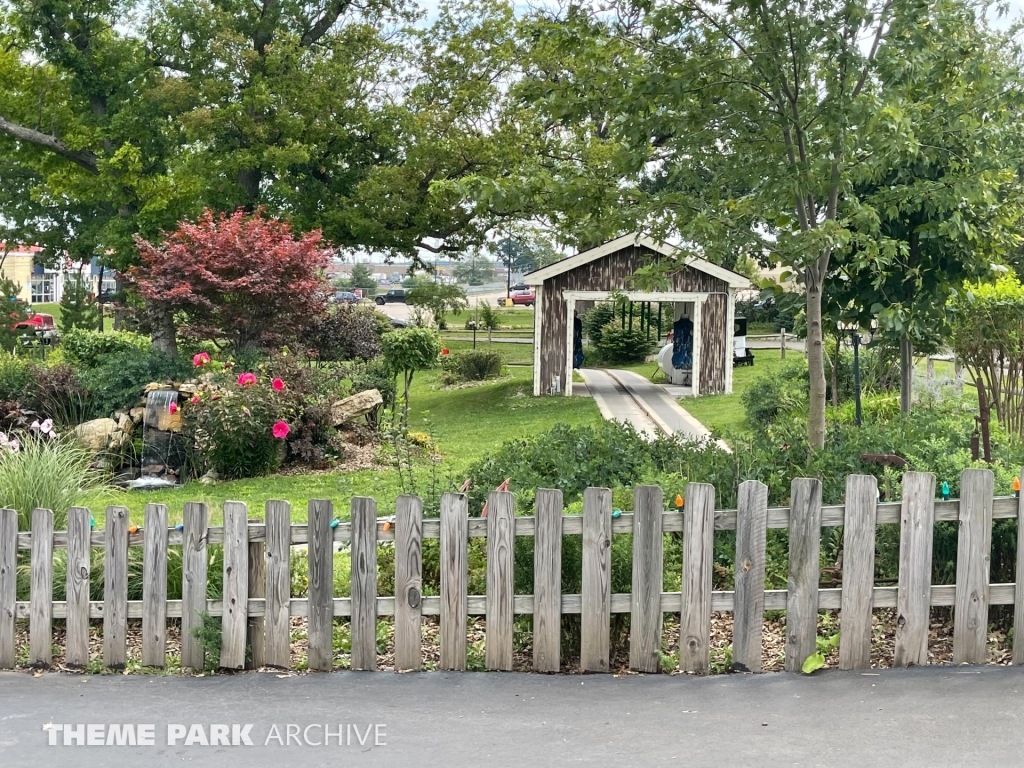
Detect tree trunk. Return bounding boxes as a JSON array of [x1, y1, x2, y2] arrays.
[[806, 280, 826, 450], [899, 332, 913, 415], [149, 302, 178, 357]]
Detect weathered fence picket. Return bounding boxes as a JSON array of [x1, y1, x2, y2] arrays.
[[103, 506, 128, 668], [0, 508, 14, 669], [893, 472, 936, 667], [785, 478, 822, 673], [630, 485, 663, 673], [307, 499, 334, 671], [65, 506, 90, 668], [485, 491, 515, 671], [680, 483, 714, 673], [2, 468, 1022, 676], [580, 487, 612, 673], [953, 469, 994, 665], [181, 501, 208, 670], [30, 508, 53, 667], [440, 493, 468, 671], [533, 488, 563, 673], [219, 501, 248, 670], [264, 500, 292, 669], [394, 495, 423, 671], [142, 503, 169, 668], [732, 480, 767, 673], [839, 475, 877, 670], [351, 496, 378, 671]]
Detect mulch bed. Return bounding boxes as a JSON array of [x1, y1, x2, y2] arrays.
[[8, 608, 1013, 676]]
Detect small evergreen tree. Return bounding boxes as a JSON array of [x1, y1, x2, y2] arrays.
[[59, 274, 100, 331], [0, 278, 29, 352]]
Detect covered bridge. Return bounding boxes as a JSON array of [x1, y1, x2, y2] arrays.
[[525, 233, 751, 397]]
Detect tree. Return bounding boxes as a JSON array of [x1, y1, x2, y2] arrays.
[[477, 301, 501, 343], [128, 209, 331, 355], [495, 0, 1022, 449], [347, 264, 379, 297], [58, 271, 100, 331], [453, 251, 496, 286], [407, 281, 469, 330], [950, 274, 1024, 457], [0, 277, 28, 352], [301, 305, 383, 364], [380, 326, 442, 425]]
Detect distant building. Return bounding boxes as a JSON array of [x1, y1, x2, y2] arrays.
[[0, 244, 115, 305]]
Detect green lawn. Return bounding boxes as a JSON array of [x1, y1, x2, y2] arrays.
[[439, 338, 534, 365], [681, 349, 789, 436], [33, 303, 114, 332], [80, 366, 602, 526], [447, 306, 534, 331]]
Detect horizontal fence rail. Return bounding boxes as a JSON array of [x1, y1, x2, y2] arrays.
[[0, 468, 1018, 674]]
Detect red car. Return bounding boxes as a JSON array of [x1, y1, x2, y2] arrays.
[[11, 313, 60, 344], [509, 289, 535, 306]]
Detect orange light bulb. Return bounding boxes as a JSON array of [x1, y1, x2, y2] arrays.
[[1015, 478, 1021, 492], [675, 494, 684, 508]]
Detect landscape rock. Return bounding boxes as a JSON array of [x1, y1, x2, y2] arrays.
[[200, 469, 220, 484], [73, 418, 120, 451], [129, 407, 145, 424], [331, 389, 383, 426]]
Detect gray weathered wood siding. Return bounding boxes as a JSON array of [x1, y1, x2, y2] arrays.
[[538, 244, 729, 395]]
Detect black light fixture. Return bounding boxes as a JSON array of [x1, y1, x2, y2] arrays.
[[839, 318, 878, 426]]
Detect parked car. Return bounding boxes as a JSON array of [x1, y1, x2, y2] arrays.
[[12, 313, 60, 345], [509, 289, 535, 306], [510, 282, 528, 291], [375, 288, 407, 305], [332, 291, 360, 305], [387, 316, 412, 328]]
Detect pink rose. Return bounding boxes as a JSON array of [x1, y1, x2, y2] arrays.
[[272, 421, 290, 439], [193, 352, 211, 367], [272, 378, 285, 391], [237, 372, 257, 387], [190, 395, 200, 405], [168, 402, 178, 414]]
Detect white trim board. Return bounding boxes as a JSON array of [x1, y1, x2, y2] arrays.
[[532, 285, 544, 396], [524, 233, 751, 290]]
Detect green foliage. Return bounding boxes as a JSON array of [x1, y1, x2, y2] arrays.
[[381, 327, 441, 424], [582, 303, 617, 346], [61, 328, 151, 369], [951, 274, 1024, 435], [347, 264, 379, 296], [741, 360, 809, 426], [406, 281, 468, 330], [0, 353, 32, 402], [184, 375, 297, 480], [0, 435, 103, 530], [58, 275, 100, 331], [79, 348, 190, 418], [593, 320, 651, 365], [440, 349, 504, 385], [477, 301, 501, 333], [452, 252, 496, 286], [0, 278, 28, 353]]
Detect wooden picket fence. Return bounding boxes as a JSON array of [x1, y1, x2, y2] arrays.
[[0, 467, 1021, 674]]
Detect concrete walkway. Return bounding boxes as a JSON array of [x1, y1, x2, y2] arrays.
[[578, 368, 725, 448], [2, 667, 1023, 767]]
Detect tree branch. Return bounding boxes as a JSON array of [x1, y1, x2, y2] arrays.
[[300, 0, 353, 47], [0, 115, 99, 174]]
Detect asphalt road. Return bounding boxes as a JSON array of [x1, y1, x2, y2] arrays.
[[2, 666, 1023, 767]]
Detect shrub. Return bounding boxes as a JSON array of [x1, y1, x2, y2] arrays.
[[340, 358, 396, 424], [406, 282, 468, 330], [0, 434, 103, 530], [0, 353, 33, 402], [79, 348, 191, 418], [0, 278, 28, 353], [593, 320, 651, 364], [741, 359, 809, 426], [582, 303, 616, 346], [28, 363, 91, 428], [440, 349, 504, 385], [183, 371, 297, 479], [61, 328, 151, 368], [381, 327, 441, 424], [58, 275, 100, 331], [301, 305, 384, 363]]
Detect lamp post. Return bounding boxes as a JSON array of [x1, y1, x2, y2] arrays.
[[839, 318, 878, 426]]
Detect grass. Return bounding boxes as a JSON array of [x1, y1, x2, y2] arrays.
[[33, 303, 114, 332], [439, 338, 534, 365], [80, 366, 603, 526], [681, 349, 789, 436], [447, 306, 534, 331]]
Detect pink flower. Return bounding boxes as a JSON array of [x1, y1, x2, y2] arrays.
[[211, 394, 220, 401], [193, 352, 211, 367], [39, 419, 53, 434], [190, 395, 200, 405], [272, 421, 290, 439], [168, 402, 178, 414], [272, 378, 285, 391], [237, 372, 257, 387]]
